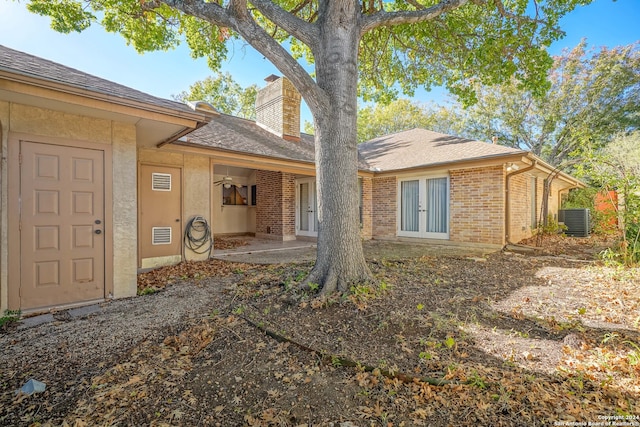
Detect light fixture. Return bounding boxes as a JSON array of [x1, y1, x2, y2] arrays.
[[506, 163, 520, 172], [224, 182, 232, 189]]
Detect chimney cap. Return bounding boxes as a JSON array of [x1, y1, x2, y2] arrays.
[[264, 74, 280, 83]]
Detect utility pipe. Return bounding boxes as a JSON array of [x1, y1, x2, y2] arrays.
[[504, 160, 537, 245]]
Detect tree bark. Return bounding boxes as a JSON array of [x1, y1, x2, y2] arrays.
[[301, 0, 373, 294]]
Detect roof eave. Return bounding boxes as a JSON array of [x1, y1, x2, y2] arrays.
[[369, 151, 528, 176], [0, 68, 208, 124]]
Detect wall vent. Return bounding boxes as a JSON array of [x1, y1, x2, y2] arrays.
[[152, 227, 172, 245], [152, 173, 171, 191]]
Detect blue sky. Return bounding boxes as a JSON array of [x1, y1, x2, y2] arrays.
[[1, 0, 639, 125]]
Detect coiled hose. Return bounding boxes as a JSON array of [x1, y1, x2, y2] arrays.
[[183, 216, 213, 259]]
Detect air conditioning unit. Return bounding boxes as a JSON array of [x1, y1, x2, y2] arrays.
[[558, 208, 590, 237]]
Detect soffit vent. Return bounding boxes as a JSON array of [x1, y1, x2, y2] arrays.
[[152, 227, 172, 245], [152, 173, 171, 191]]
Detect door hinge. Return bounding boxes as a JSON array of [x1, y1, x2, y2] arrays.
[[18, 153, 23, 164], [19, 221, 22, 231]]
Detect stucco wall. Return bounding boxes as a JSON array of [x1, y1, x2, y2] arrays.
[[0, 102, 139, 312], [9, 104, 113, 144], [137, 149, 213, 263], [0, 102, 9, 313], [183, 155, 211, 261], [111, 122, 137, 298], [211, 172, 255, 236]]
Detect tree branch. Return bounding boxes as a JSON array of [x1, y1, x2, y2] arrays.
[[249, 0, 319, 48], [148, 0, 234, 27], [361, 0, 470, 34], [154, 0, 328, 115]]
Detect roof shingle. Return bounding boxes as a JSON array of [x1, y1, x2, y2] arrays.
[[358, 128, 525, 171], [0, 44, 195, 115], [179, 113, 317, 163]]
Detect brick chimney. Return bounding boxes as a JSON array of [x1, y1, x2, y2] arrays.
[[256, 75, 301, 142]]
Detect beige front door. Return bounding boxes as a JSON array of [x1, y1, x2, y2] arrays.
[[20, 141, 105, 310], [139, 165, 182, 265]]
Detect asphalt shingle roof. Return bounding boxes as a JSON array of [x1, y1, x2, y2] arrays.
[[0, 44, 195, 115], [1, 44, 527, 172], [358, 128, 526, 171], [179, 113, 318, 163]]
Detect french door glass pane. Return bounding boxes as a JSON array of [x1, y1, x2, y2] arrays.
[[401, 180, 419, 232], [426, 177, 448, 233], [299, 183, 309, 231]]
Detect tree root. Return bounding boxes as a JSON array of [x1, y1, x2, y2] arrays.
[[298, 264, 375, 296], [239, 315, 453, 387]]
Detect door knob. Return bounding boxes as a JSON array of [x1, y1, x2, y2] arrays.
[[95, 229, 102, 235]]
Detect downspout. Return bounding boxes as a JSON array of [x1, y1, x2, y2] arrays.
[[505, 160, 537, 245]]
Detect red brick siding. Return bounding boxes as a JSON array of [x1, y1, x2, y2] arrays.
[[450, 166, 505, 245], [360, 177, 373, 240], [508, 173, 533, 243], [372, 176, 397, 238], [255, 78, 301, 141], [282, 173, 296, 237], [255, 170, 296, 239]]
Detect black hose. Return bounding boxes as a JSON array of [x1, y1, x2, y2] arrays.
[[183, 216, 213, 259]]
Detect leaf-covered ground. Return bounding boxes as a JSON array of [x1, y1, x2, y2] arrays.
[[1, 236, 639, 426]]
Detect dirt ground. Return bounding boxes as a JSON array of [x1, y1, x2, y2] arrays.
[[1, 235, 639, 426]]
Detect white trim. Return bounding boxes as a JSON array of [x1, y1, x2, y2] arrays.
[[397, 174, 450, 240], [151, 227, 172, 245], [151, 173, 172, 191], [295, 178, 318, 237]]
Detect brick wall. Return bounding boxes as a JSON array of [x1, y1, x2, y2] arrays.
[[372, 176, 397, 238], [360, 177, 373, 240], [508, 173, 533, 243], [255, 170, 296, 240], [255, 77, 301, 141], [282, 173, 296, 237], [450, 166, 505, 245]]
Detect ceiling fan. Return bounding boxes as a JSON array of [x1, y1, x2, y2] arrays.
[[214, 168, 234, 188]]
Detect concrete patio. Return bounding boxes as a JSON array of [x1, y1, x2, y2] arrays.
[[212, 236, 495, 264]]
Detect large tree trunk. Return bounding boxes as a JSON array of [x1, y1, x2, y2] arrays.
[[303, 0, 373, 294]]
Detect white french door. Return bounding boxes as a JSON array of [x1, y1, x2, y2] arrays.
[[398, 176, 449, 239], [296, 178, 318, 237]]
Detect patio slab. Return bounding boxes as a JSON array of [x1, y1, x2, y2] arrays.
[[212, 238, 495, 265]]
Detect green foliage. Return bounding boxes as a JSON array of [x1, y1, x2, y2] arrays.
[[356, 99, 472, 142], [27, 0, 94, 33], [563, 187, 620, 235], [173, 72, 258, 119], [585, 132, 640, 264], [562, 187, 598, 210], [138, 287, 157, 296], [439, 42, 640, 169], [443, 336, 456, 350], [538, 215, 567, 235], [468, 371, 488, 389], [21, 0, 593, 112], [624, 341, 640, 366], [357, 0, 575, 106], [0, 309, 21, 328]]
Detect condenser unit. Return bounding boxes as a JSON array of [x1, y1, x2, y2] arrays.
[[558, 208, 590, 237]]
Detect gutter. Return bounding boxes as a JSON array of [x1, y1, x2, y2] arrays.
[[504, 160, 537, 245]]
